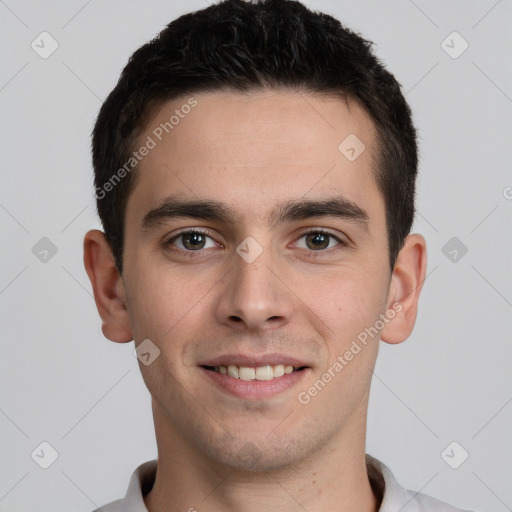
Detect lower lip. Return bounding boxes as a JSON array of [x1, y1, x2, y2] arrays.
[[200, 367, 309, 399]]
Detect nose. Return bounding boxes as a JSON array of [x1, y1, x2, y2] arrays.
[[215, 244, 293, 332]]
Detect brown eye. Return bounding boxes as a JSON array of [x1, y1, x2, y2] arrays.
[[296, 231, 341, 251], [168, 231, 217, 251], [305, 232, 330, 250], [182, 232, 206, 250]]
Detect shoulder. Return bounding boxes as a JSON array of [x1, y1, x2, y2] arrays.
[[91, 459, 158, 512], [366, 455, 476, 512], [410, 491, 475, 512]]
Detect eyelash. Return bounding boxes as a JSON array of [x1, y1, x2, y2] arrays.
[[165, 228, 347, 256]]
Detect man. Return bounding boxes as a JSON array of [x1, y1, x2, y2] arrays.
[[83, 0, 474, 510]]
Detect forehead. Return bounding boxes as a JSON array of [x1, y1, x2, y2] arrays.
[[126, 89, 383, 225]]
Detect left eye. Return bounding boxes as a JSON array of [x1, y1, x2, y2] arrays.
[[169, 231, 218, 251], [295, 231, 341, 251]]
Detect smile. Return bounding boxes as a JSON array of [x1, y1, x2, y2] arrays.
[[203, 364, 306, 381], [199, 354, 310, 398]]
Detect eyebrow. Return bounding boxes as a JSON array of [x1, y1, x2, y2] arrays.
[[140, 195, 369, 231], [270, 196, 369, 229], [141, 199, 237, 229]]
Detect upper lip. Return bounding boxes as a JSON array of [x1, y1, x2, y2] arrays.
[[199, 353, 310, 368]]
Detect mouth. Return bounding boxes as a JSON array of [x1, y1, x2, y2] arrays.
[[198, 356, 310, 399], [201, 364, 308, 381]]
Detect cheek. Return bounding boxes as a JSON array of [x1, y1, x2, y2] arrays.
[[297, 271, 387, 418], [125, 273, 198, 393], [297, 265, 390, 349], [123, 269, 180, 342], [124, 260, 218, 349]]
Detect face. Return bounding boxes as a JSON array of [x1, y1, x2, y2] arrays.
[[118, 90, 396, 470]]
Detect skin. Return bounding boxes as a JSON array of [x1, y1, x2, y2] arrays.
[[84, 89, 427, 512]]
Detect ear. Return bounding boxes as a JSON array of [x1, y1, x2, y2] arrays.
[[381, 233, 427, 345], [83, 229, 133, 343]]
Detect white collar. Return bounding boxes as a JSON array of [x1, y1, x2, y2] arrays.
[[98, 455, 471, 512]]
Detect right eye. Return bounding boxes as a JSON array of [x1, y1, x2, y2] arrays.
[[166, 230, 219, 251]]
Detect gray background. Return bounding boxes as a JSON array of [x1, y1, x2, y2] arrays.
[[1, 0, 511, 511]]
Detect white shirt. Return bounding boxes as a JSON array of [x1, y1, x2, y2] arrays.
[[92, 455, 474, 512]]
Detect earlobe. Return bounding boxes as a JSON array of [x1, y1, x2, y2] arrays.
[[381, 234, 427, 345], [83, 229, 133, 343]]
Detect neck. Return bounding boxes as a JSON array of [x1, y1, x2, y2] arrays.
[[144, 404, 379, 512]]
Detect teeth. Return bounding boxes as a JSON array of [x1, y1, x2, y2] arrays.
[[214, 364, 300, 380], [227, 365, 239, 378], [273, 364, 285, 377], [239, 367, 256, 381], [255, 366, 273, 381]]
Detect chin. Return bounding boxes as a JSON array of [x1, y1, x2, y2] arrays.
[[203, 435, 311, 473]]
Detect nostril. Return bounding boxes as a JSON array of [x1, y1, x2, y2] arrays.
[[229, 316, 243, 322]]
